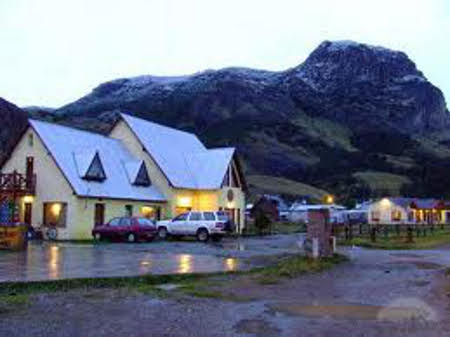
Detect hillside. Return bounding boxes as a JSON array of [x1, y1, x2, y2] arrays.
[[0, 98, 28, 166], [4, 40, 450, 200]]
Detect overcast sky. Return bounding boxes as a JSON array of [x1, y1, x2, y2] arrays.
[[1, 0, 449, 108]]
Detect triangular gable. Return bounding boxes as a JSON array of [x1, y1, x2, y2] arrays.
[[74, 149, 97, 178], [134, 162, 151, 186], [84, 152, 106, 181]]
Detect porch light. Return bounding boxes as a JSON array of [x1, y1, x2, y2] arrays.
[[177, 196, 192, 208], [325, 195, 334, 204], [380, 198, 391, 207], [23, 195, 34, 203]]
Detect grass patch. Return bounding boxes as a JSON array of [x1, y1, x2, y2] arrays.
[[176, 279, 247, 301], [353, 171, 412, 196], [0, 254, 347, 301], [247, 175, 328, 201], [0, 293, 30, 314], [254, 254, 347, 284], [343, 231, 450, 250], [0, 273, 222, 296], [243, 221, 306, 236]]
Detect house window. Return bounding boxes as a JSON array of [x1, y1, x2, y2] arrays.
[[134, 162, 151, 186], [125, 205, 133, 217], [28, 133, 34, 147], [175, 207, 191, 215], [391, 210, 402, 221], [84, 152, 106, 181], [43, 202, 67, 227], [141, 206, 155, 219], [371, 211, 380, 222]]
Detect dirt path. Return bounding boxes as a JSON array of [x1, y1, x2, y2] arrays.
[[1, 246, 449, 337]]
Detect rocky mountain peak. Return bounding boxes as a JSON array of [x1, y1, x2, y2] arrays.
[[287, 40, 448, 132]]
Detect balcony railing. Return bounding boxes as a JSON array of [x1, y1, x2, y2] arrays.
[[0, 171, 36, 196]]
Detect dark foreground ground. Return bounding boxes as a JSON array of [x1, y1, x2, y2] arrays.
[[1, 240, 450, 337]]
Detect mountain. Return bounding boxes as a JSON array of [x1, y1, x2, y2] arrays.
[[0, 98, 28, 166], [2, 40, 450, 201]]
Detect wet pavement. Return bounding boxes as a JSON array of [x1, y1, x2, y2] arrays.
[[1, 236, 450, 336], [0, 234, 304, 282]]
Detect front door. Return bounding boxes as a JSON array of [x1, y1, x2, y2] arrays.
[[24, 203, 32, 226], [94, 203, 105, 227]]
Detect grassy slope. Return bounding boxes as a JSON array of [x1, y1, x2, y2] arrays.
[[353, 171, 412, 195], [247, 174, 329, 201], [293, 115, 357, 152], [344, 231, 450, 250]]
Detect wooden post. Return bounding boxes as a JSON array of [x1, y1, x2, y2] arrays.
[[370, 226, 377, 242], [407, 226, 414, 243]]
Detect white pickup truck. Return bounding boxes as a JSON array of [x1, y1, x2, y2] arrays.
[[157, 211, 234, 242]]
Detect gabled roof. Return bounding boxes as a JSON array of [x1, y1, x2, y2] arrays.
[[120, 113, 237, 189], [381, 197, 441, 210], [29, 120, 165, 202]]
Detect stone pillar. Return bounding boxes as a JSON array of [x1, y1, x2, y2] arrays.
[[306, 209, 333, 258]]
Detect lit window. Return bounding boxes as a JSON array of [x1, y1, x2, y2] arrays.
[[141, 206, 155, 219], [43, 202, 67, 227], [391, 210, 402, 221]]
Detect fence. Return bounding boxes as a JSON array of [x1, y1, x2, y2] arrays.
[[333, 222, 450, 242]]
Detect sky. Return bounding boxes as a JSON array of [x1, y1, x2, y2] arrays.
[[0, 0, 449, 108]]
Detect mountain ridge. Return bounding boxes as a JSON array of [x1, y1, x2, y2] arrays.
[[5, 40, 450, 201]]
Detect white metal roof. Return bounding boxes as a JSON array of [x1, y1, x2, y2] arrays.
[[120, 113, 235, 189], [30, 120, 166, 202], [289, 203, 346, 211]]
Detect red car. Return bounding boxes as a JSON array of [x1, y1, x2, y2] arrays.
[[92, 217, 157, 243]]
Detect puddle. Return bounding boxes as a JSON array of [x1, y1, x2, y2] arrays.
[[412, 262, 443, 270], [234, 318, 280, 336], [409, 279, 431, 287], [388, 261, 443, 270], [155, 283, 181, 291], [390, 253, 424, 258], [269, 301, 437, 322]]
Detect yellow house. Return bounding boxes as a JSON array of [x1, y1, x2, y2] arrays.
[[0, 114, 246, 240]]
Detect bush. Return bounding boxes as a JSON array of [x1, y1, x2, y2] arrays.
[[254, 211, 272, 234]]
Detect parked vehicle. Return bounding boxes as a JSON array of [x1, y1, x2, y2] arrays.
[[157, 211, 233, 242], [92, 217, 157, 243]]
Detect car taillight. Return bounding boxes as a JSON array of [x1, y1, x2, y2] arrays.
[[215, 222, 225, 228]]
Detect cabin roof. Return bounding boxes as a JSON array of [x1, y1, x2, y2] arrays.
[[29, 119, 166, 202], [120, 113, 236, 189]]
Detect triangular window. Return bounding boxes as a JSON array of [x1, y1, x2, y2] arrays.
[[134, 162, 151, 186], [84, 152, 106, 181]]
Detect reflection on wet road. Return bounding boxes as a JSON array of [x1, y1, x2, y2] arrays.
[[0, 234, 303, 282]]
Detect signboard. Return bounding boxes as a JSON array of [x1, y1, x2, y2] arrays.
[[0, 225, 27, 251]]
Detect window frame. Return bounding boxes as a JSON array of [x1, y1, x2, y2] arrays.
[[43, 202, 68, 228]]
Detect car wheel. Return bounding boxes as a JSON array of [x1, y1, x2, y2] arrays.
[[127, 233, 136, 243], [196, 228, 209, 242], [93, 233, 102, 241], [158, 227, 168, 240]]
